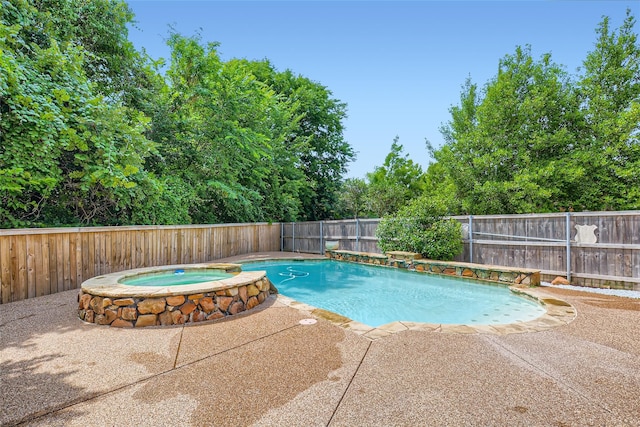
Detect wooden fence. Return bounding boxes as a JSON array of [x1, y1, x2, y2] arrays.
[[281, 219, 380, 254], [0, 223, 280, 304], [3, 212, 638, 304], [282, 211, 640, 290]]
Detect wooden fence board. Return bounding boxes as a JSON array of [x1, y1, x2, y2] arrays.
[[612, 215, 628, 244], [48, 235, 57, 296], [141, 230, 147, 268], [124, 230, 132, 270], [104, 232, 112, 274], [1, 236, 11, 303], [26, 235, 36, 298], [93, 232, 102, 276], [14, 237, 26, 301], [68, 233, 77, 291], [74, 233, 83, 291], [633, 215, 640, 244], [81, 233, 89, 289], [237, 226, 245, 255], [204, 227, 212, 261], [36, 234, 51, 296], [598, 246, 608, 278], [54, 234, 64, 293], [176, 229, 182, 262], [29, 235, 43, 298], [92, 233, 100, 278], [227, 227, 235, 256], [623, 249, 633, 277], [181, 230, 193, 264], [62, 234, 71, 291]]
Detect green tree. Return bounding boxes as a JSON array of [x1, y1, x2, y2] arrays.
[[428, 12, 639, 214], [338, 178, 369, 219], [577, 9, 640, 209], [376, 196, 462, 260], [0, 0, 160, 227], [150, 34, 309, 223], [422, 158, 464, 215], [244, 60, 355, 220], [0, 2, 356, 228], [424, 78, 479, 214], [366, 136, 425, 216], [30, 0, 157, 108], [433, 46, 584, 214]]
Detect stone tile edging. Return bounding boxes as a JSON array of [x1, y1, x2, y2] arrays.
[[78, 263, 274, 328], [318, 250, 575, 338], [326, 250, 540, 286], [277, 286, 576, 340], [414, 260, 540, 286]]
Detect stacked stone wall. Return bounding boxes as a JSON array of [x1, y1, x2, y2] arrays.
[[326, 250, 540, 286], [78, 277, 273, 328]]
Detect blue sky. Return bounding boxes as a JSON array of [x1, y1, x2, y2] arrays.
[[126, 1, 639, 179]]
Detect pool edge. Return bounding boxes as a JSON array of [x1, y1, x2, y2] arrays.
[[241, 256, 577, 340], [275, 287, 576, 340]]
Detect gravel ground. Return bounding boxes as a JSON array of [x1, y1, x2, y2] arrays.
[[541, 282, 640, 299]]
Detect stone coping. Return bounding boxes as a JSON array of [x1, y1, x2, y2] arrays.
[[78, 263, 273, 327], [327, 250, 540, 286], [309, 251, 573, 337], [329, 249, 388, 259], [413, 259, 540, 275], [81, 263, 263, 298], [386, 250, 423, 260], [277, 285, 576, 340], [413, 259, 540, 286]]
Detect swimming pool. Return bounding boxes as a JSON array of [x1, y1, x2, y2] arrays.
[[242, 260, 546, 327]]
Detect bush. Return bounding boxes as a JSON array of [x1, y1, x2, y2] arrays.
[[376, 196, 463, 260]]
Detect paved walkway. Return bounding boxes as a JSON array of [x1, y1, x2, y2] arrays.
[[1, 253, 639, 426]]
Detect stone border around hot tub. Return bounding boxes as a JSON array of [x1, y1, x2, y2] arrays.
[[78, 263, 274, 328]]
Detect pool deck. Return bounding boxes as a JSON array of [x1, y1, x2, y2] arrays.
[[1, 252, 639, 426]]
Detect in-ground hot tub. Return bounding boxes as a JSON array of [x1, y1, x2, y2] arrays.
[[78, 263, 274, 328]]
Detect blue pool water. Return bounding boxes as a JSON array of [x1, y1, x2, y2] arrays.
[[242, 260, 545, 327], [120, 270, 233, 286]]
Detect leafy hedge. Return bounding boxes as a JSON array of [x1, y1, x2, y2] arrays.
[[376, 197, 463, 260]]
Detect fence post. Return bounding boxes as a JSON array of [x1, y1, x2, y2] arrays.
[[565, 212, 571, 282], [280, 223, 284, 252], [356, 218, 360, 252], [468, 215, 473, 263], [292, 222, 295, 252], [319, 221, 324, 255]]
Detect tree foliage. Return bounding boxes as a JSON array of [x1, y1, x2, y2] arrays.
[[425, 9, 639, 214], [430, 46, 584, 214], [2, 1, 637, 228], [0, 1, 354, 228], [577, 10, 640, 209], [366, 136, 425, 217], [338, 178, 368, 219], [0, 0, 161, 226], [244, 60, 355, 220], [376, 196, 462, 260]]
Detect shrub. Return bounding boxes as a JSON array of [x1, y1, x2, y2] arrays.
[[376, 196, 463, 260]]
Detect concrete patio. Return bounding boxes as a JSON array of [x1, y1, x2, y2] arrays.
[[1, 253, 639, 426]]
